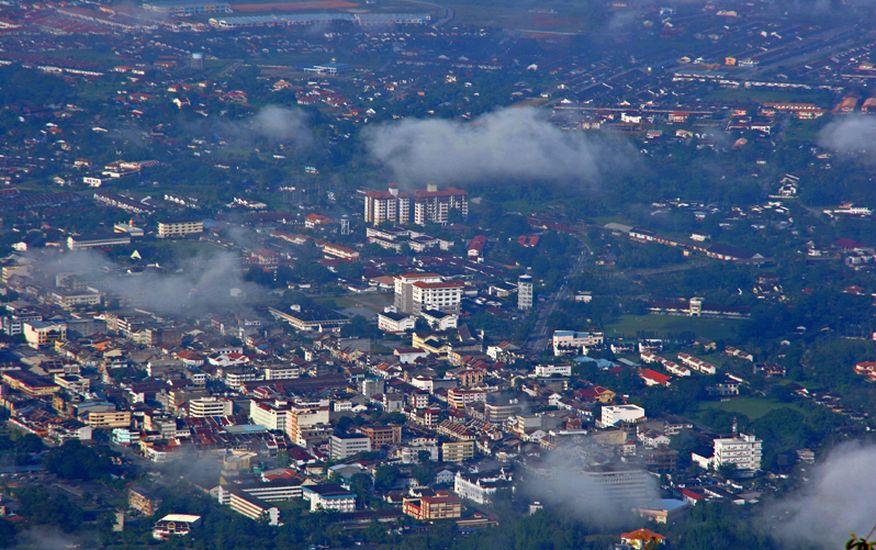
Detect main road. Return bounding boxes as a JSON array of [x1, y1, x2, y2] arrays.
[[525, 240, 591, 353]]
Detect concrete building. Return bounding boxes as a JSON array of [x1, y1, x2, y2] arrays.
[[330, 432, 372, 460], [410, 280, 463, 315], [453, 470, 512, 505], [518, 274, 533, 310], [301, 484, 356, 512], [552, 330, 605, 356], [188, 396, 233, 417], [67, 234, 131, 250], [363, 185, 410, 225], [152, 514, 201, 540], [23, 320, 67, 349], [285, 399, 331, 447], [403, 493, 463, 520], [377, 311, 416, 334], [157, 220, 204, 239], [227, 489, 281, 526], [442, 440, 475, 463], [712, 433, 762, 472], [249, 399, 291, 431], [600, 404, 646, 428], [363, 184, 467, 226], [411, 184, 468, 225], [394, 273, 443, 313]]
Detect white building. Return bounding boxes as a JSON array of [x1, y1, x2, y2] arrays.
[[533, 364, 572, 377], [552, 330, 604, 356], [23, 320, 67, 349], [712, 433, 762, 472], [329, 433, 372, 460], [301, 484, 356, 512], [410, 280, 463, 315], [453, 470, 512, 505], [518, 274, 533, 310], [157, 220, 204, 239], [377, 311, 417, 334], [249, 399, 290, 431], [394, 272, 443, 313], [600, 404, 646, 428], [188, 397, 233, 417]]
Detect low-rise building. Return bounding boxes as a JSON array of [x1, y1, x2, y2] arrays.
[[301, 484, 356, 512], [403, 493, 463, 521]]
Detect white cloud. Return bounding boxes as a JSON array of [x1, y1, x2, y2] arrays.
[[363, 106, 634, 185], [818, 115, 876, 157], [767, 442, 876, 548]]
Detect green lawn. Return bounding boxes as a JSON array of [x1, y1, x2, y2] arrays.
[[698, 397, 809, 421], [606, 314, 746, 341]]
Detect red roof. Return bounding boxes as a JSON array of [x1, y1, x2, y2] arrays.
[[621, 528, 666, 542], [640, 368, 671, 385]]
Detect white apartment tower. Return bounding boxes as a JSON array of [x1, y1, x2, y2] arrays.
[[713, 433, 762, 472], [518, 274, 533, 310], [363, 184, 467, 226], [394, 272, 443, 313]]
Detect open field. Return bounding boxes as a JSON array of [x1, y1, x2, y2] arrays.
[[606, 314, 746, 341], [697, 397, 810, 421]]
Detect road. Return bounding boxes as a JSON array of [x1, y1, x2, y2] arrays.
[[525, 243, 591, 353]]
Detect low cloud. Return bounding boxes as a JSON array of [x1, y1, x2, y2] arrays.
[[363, 106, 634, 186], [767, 442, 876, 549], [818, 115, 876, 157], [197, 105, 312, 149], [29, 248, 265, 318], [524, 439, 658, 527]]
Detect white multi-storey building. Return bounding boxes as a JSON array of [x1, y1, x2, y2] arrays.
[[518, 274, 533, 310], [157, 220, 204, 239], [552, 330, 605, 356], [713, 433, 762, 472], [394, 272, 443, 313], [410, 280, 463, 315], [600, 404, 646, 427], [188, 396, 233, 417]]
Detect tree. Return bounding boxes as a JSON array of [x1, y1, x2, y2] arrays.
[[373, 464, 401, 492], [44, 440, 116, 481]]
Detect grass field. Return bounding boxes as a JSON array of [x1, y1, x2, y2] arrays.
[[606, 314, 745, 341], [698, 397, 809, 421]]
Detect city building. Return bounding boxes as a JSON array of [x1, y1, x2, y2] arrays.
[[600, 404, 646, 428], [152, 514, 201, 540], [552, 330, 604, 356], [23, 320, 67, 349], [411, 184, 468, 225], [712, 433, 763, 472], [363, 184, 467, 226], [453, 470, 512, 505], [285, 399, 331, 447], [157, 220, 204, 239], [330, 432, 372, 460], [67, 234, 131, 250], [410, 280, 464, 315], [403, 493, 463, 520], [363, 185, 410, 225], [394, 273, 442, 313], [442, 440, 475, 463], [518, 274, 533, 310], [358, 425, 402, 448], [377, 311, 417, 334], [301, 484, 356, 512], [188, 396, 233, 417], [227, 489, 281, 526]]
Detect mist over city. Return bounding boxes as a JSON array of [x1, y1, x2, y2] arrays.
[[0, 0, 876, 548]]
